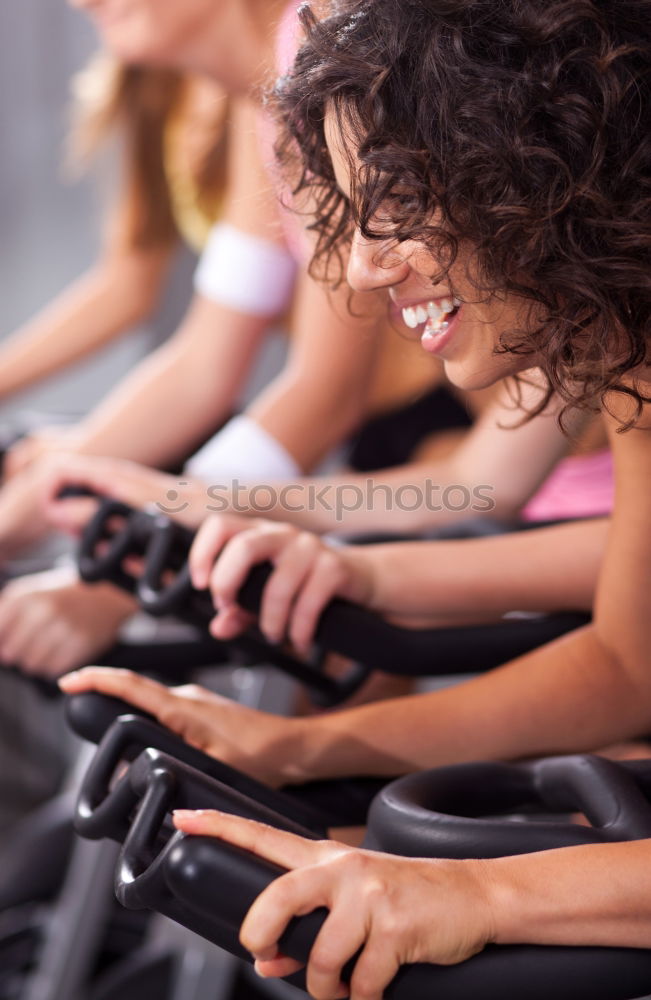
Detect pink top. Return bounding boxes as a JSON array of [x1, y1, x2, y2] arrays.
[[257, 0, 311, 265], [521, 449, 614, 522]]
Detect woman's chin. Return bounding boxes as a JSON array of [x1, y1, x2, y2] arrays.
[[442, 360, 500, 392], [443, 354, 525, 391], [99, 21, 166, 65]]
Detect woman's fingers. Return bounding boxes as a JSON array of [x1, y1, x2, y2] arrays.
[[257, 533, 321, 644], [172, 809, 335, 870], [41, 454, 116, 515], [170, 811, 437, 998], [47, 496, 100, 536], [347, 942, 400, 1000], [208, 603, 254, 640], [254, 955, 305, 980], [304, 905, 368, 1000], [190, 518, 356, 650], [288, 549, 347, 653], [58, 665, 173, 719], [206, 526, 287, 609], [188, 514, 252, 590], [242, 866, 333, 963], [207, 525, 330, 645], [41, 453, 175, 531]]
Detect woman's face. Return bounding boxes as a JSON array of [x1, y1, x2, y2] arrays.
[[325, 113, 539, 391], [68, 0, 216, 67]]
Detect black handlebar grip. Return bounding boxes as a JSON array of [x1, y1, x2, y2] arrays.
[[77, 497, 139, 589], [237, 562, 591, 676], [67, 694, 333, 839], [163, 834, 651, 1000], [65, 691, 157, 745], [74, 501, 591, 697], [136, 519, 202, 616], [56, 485, 100, 501]]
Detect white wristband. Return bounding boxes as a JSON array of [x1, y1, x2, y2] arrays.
[[185, 414, 301, 482], [194, 222, 297, 316]]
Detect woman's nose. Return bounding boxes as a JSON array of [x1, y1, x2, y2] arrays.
[[346, 230, 410, 293]]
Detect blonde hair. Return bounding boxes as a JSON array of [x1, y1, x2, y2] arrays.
[[68, 53, 227, 250]]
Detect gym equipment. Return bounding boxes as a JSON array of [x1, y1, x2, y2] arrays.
[[76, 496, 592, 705], [67, 692, 651, 1000]]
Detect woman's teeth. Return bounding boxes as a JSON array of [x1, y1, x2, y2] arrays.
[[402, 297, 460, 331]]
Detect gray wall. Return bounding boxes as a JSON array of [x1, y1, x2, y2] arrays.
[[0, 0, 193, 420]]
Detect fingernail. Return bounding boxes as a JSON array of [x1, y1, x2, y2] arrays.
[[254, 961, 268, 979], [172, 810, 195, 819], [58, 672, 78, 687]]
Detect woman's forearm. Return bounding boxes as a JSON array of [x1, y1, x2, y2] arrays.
[[220, 378, 582, 535], [487, 839, 651, 949], [287, 625, 651, 782], [355, 518, 607, 620], [70, 296, 269, 468], [0, 249, 170, 399], [245, 274, 383, 474], [220, 460, 494, 534]]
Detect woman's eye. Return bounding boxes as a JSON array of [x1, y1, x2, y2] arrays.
[[384, 191, 418, 212]]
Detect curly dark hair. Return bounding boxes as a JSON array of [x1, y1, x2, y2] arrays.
[[274, 0, 651, 422]]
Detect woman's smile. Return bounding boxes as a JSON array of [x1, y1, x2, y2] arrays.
[[393, 294, 463, 355]]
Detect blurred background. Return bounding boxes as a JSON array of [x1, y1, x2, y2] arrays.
[[0, 0, 194, 421]]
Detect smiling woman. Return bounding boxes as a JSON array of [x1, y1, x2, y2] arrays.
[[275, 0, 651, 409], [318, 110, 528, 389], [50, 2, 651, 996]]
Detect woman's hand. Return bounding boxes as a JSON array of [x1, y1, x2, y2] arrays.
[[189, 515, 375, 654], [0, 567, 136, 677], [172, 810, 494, 1000], [58, 666, 306, 786], [0, 463, 60, 560], [2, 426, 73, 481], [39, 451, 207, 532]]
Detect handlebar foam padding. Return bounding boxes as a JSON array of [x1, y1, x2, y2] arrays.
[[68, 696, 333, 838], [238, 563, 591, 675], [366, 756, 651, 858], [67, 693, 390, 833]]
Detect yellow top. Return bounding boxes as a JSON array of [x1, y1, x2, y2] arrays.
[[164, 76, 226, 253], [164, 77, 451, 439]]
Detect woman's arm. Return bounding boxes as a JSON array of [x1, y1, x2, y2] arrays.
[[245, 270, 384, 472], [347, 517, 607, 620], [0, 101, 290, 557], [171, 809, 651, 1000], [66, 291, 273, 468], [61, 98, 287, 469], [175, 511, 603, 657], [284, 400, 651, 781], [214, 373, 584, 533], [169, 395, 650, 782], [0, 239, 172, 402]]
